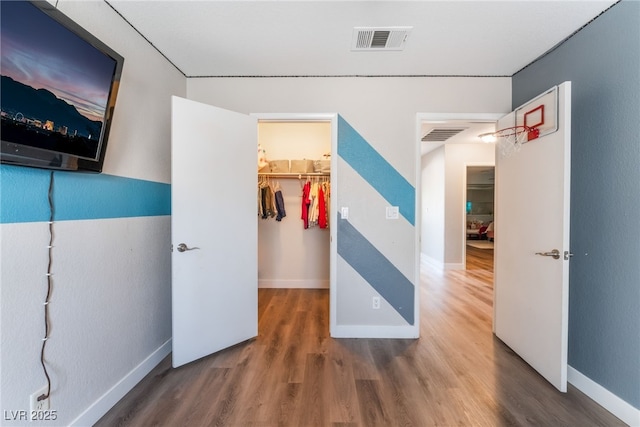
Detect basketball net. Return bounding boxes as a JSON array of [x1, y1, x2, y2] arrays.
[[493, 126, 540, 157]]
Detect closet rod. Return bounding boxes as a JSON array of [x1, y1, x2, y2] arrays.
[[258, 172, 329, 179]]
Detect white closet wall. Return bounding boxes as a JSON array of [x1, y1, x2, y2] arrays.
[[258, 121, 331, 288]]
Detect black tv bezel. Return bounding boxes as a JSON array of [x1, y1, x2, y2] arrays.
[[0, 0, 124, 173]]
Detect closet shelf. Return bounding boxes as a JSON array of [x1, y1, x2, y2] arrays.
[[258, 172, 329, 179]]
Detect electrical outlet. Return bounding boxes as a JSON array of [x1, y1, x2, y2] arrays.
[[30, 386, 49, 413], [372, 296, 381, 309]]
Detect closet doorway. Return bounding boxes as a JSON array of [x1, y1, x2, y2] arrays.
[[171, 98, 337, 368], [257, 119, 332, 290]]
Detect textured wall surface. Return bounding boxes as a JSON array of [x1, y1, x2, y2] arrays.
[[421, 148, 446, 266], [187, 76, 510, 337], [513, 0, 640, 409], [336, 117, 416, 326], [0, 0, 185, 425]]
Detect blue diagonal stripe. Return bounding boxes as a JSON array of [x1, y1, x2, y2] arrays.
[[337, 115, 415, 225], [337, 215, 414, 325]]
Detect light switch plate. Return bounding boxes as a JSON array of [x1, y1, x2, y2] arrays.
[[341, 207, 349, 219], [386, 206, 399, 219]]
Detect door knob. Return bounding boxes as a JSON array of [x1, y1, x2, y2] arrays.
[[535, 249, 560, 259], [177, 243, 200, 252]]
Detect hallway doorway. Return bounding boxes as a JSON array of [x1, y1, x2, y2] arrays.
[[418, 112, 500, 271], [465, 165, 494, 273]]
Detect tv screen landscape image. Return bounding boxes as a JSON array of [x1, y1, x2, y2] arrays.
[[1, 1, 124, 173]]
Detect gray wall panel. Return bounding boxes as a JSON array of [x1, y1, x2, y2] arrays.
[[512, 0, 640, 407]]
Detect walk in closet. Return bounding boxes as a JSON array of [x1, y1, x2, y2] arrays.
[[257, 120, 331, 289]]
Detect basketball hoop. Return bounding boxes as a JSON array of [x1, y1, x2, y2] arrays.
[[480, 125, 540, 157]]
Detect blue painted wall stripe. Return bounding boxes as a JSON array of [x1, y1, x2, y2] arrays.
[[337, 215, 414, 325], [0, 165, 171, 223], [0, 165, 52, 223], [337, 115, 415, 225]]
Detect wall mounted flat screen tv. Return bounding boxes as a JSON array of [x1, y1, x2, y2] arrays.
[[1, 1, 124, 173]]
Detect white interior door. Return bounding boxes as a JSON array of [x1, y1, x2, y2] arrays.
[[494, 82, 571, 391], [171, 96, 257, 368]]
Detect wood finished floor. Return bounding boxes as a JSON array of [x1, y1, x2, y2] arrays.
[[96, 246, 624, 426]]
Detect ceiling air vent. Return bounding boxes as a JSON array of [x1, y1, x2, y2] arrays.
[[421, 128, 467, 142], [351, 27, 412, 51]]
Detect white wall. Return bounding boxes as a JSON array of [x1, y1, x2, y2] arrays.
[[0, 1, 185, 425], [444, 143, 495, 269], [59, 2, 180, 183], [1, 12, 510, 421], [186, 77, 510, 183], [187, 77, 510, 334], [421, 143, 495, 270], [421, 147, 446, 267]]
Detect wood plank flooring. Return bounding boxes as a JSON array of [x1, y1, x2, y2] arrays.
[[96, 248, 624, 426], [465, 243, 494, 273]]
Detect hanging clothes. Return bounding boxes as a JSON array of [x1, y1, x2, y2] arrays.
[[298, 177, 330, 230], [318, 183, 327, 229], [258, 177, 266, 218], [257, 182, 263, 218], [258, 177, 276, 219], [308, 180, 320, 227], [261, 186, 273, 219], [274, 190, 286, 221], [273, 180, 286, 221], [324, 180, 331, 229], [301, 180, 311, 229]]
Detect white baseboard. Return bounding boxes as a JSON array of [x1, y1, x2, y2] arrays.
[[331, 324, 419, 338], [70, 339, 172, 427], [420, 253, 443, 269], [258, 279, 329, 289], [420, 255, 464, 271], [568, 365, 640, 426]]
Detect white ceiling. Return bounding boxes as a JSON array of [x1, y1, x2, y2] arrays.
[[106, 0, 617, 150], [107, 0, 617, 77]]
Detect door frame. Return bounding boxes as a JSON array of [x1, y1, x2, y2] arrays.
[[251, 112, 338, 336], [463, 163, 495, 268], [416, 112, 504, 270]]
